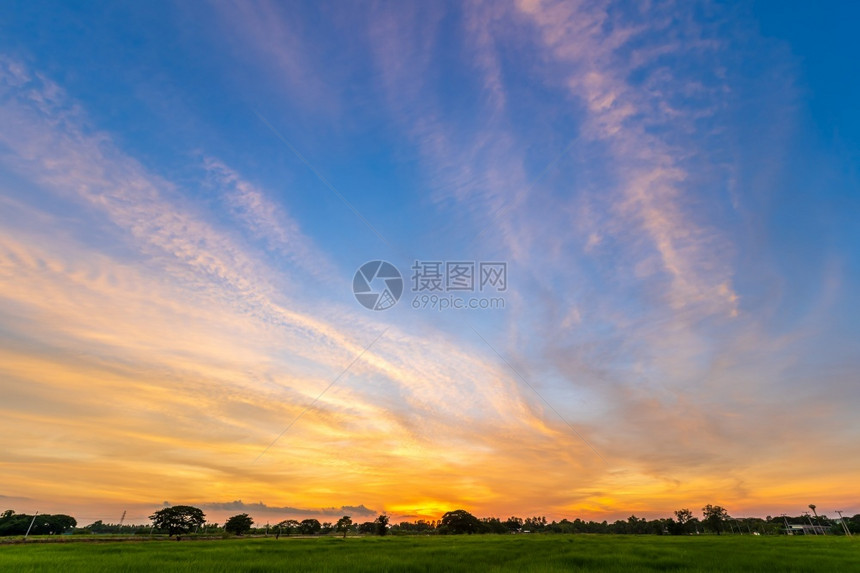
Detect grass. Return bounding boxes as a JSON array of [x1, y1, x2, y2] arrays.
[[0, 534, 857, 572]]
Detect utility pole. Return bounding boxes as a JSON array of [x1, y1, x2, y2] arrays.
[[24, 511, 39, 540], [119, 510, 126, 532], [803, 512, 818, 535], [835, 511, 852, 536]]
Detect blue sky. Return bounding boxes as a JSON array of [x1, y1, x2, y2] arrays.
[[0, 0, 858, 524]]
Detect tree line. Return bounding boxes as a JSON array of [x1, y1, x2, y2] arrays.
[[3, 505, 858, 538], [138, 505, 860, 538], [0, 510, 77, 536]]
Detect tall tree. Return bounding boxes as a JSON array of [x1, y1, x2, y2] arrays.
[[674, 508, 693, 525], [275, 519, 299, 537], [702, 505, 729, 535], [375, 514, 389, 536], [439, 510, 481, 534], [149, 505, 206, 540], [336, 515, 353, 539], [673, 508, 694, 534], [225, 513, 254, 536], [299, 518, 321, 535]]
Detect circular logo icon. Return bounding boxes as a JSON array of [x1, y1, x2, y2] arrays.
[[353, 260, 403, 311]]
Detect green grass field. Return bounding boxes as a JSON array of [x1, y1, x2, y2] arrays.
[[1, 535, 857, 572]]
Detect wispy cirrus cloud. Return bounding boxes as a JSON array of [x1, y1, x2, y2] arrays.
[[202, 157, 336, 282], [0, 56, 614, 520], [512, 0, 739, 317], [355, 0, 860, 517], [203, 0, 340, 113]]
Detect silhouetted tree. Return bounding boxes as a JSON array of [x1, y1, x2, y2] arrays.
[[299, 518, 321, 535], [225, 513, 253, 536], [439, 510, 481, 534], [336, 516, 352, 538], [375, 514, 389, 536], [480, 517, 508, 534], [674, 508, 693, 525], [393, 519, 435, 534], [357, 521, 376, 534], [0, 511, 77, 536], [504, 516, 523, 533], [149, 506, 205, 539], [673, 508, 694, 535], [524, 516, 548, 532], [702, 505, 729, 535], [276, 519, 299, 536]]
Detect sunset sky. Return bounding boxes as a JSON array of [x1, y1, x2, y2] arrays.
[[1, 1, 858, 527]]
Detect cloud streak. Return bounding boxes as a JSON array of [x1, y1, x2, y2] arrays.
[[202, 500, 376, 517], [0, 55, 611, 520]]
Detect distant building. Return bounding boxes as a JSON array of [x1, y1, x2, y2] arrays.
[[784, 523, 828, 535]]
